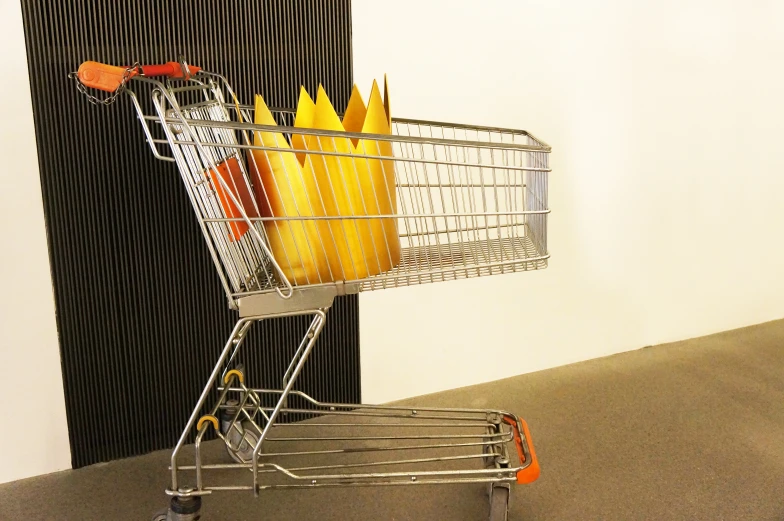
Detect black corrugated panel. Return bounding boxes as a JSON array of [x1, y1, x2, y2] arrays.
[[20, 0, 359, 468]]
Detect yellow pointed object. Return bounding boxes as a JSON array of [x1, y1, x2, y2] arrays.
[[247, 94, 333, 285], [292, 87, 316, 166], [353, 79, 400, 272], [305, 85, 380, 279], [342, 85, 367, 146], [383, 74, 392, 128], [249, 79, 401, 284]]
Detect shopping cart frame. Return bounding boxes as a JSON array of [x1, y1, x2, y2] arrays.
[[71, 59, 550, 521]]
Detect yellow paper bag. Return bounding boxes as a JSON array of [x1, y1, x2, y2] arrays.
[[247, 94, 333, 285], [296, 83, 400, 279], [353, 80, 400, 271], [302, 86, 379, 279], [290, 88, 346, 280], [342, 85, 367, 144], [250, 80, 401, 284]]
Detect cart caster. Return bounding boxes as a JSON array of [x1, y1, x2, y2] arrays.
[[151, 496, 202, 521], [222, 399, 261, 464], [226, 421, 260, 463], [483, 442, 498, 468], [488, 484, 510, 521]]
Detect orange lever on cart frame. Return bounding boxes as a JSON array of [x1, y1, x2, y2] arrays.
[[502, 415, 540, 484], [77, 61, 202, 92], [77, 62, 137, 92]]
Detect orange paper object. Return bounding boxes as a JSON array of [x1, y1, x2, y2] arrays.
[[207, 156, 258, 242]]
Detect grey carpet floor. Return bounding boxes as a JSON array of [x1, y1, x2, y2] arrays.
[[2, 320, 784, 520]]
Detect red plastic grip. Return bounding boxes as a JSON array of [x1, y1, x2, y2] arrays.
[[76, 60, 202, 92], [141, 62, 201, 79]]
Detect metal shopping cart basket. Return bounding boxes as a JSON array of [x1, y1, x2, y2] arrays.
[[71, 59, 551, 521]]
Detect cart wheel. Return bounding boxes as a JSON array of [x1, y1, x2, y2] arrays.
[[483, 443, 497, 468], [152, 496, 202, 521], [488, 484, 510, 521], [483, 445, 498, 497], [226, 421, 261, 464]]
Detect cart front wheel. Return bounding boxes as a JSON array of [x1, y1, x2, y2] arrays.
[[151, 496, 202, 521], [226, 421, 261, 464], [488, 484, 510, 521], [483, 443, 496, 468]]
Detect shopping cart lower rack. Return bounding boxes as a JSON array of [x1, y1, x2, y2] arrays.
[[71, 59, 551, 521]]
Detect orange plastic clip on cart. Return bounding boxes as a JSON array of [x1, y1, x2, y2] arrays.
[[71, 58, 549, 521]]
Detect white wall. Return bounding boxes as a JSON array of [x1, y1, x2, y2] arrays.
[[354, 0, 784, 403], [0, 1, 71, 483]]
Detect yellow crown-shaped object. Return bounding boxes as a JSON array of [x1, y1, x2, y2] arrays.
[[248, 79, 400, 285]]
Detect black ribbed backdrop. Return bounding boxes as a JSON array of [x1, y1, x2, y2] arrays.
[[20, 0, 360, 468]]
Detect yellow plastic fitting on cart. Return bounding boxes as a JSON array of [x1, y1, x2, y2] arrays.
[[196, 415, 219, 433], [223, 369, 245, 385]]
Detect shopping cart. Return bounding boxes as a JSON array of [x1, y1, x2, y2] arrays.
[[71, 59, 550, 521]]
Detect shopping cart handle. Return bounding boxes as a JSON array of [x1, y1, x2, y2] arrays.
[[76, 61, 202, 92], [503, 414, 540, 484], [76, 61, 137, 92], [140, 62, 202, 79]]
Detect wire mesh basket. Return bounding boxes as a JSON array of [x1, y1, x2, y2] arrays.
[[115, 63, 551, 308]]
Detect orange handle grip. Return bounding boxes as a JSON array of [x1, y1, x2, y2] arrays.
[[77, 61, 202, 92], [140, 62, 202, 78], [503, 415, 540, 484], [77, 61, 138, 92]]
